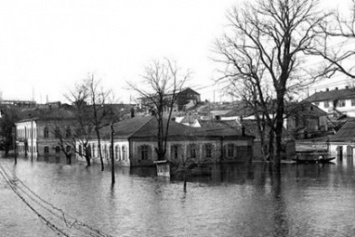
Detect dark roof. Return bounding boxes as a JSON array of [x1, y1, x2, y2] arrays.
[[101, 116, 251, 140], [198, 120, 240, 129], [178, 87, 200, 96], [304, 88, 355, 102], [330, 121, 355, 142], [285, 102, 327, 117]]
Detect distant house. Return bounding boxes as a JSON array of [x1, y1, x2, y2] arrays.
[[304, 87, 355, 117], [139, 87, 201, 113], [15, 107, 76, 160], [328, 120, 355, 161], [77, 116, 254, 166], [286, 102, 329, 139]]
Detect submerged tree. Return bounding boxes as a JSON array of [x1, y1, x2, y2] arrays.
[[216, 0, 327, 170], [128, 58, 189, 160]]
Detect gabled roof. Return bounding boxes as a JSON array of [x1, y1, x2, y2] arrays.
[[330, 121, 355, 142], [304, 88, 355, 102]]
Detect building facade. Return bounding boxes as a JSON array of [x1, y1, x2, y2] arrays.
[[76, 116, 254, 167]]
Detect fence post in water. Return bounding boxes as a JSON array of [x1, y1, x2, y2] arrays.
[[12, 126, 17, 165], [110, 123, 115, 184]]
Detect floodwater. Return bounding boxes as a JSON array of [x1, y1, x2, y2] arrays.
[[0, 157, 355, 237]]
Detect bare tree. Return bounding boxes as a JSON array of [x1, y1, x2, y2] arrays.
[[216, 0, 327, 169], [309, 0, 355, 79], [64, 83, 94, 166], [128, 58, 189, 160], [86, 74, 115, 171]]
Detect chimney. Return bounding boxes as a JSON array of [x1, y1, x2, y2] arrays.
[[346, 86, 349, 89], [335, 87, 338, 90], [326, 88, 329, 91]]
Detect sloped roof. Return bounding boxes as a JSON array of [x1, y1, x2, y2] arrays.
[[101, 116, 251, 140], [178, 87, 200, 96], [330, 121, 355, 142], [304, 88, 355, 102], [198, 120, 241, 129]]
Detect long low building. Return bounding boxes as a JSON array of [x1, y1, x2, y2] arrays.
[[76, 116, 254, 167]]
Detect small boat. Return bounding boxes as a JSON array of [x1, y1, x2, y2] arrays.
[[293, 154, 335, 164]]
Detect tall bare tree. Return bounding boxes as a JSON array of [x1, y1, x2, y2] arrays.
[[216, 0, 327, 169], [128, 58, 189, 160]]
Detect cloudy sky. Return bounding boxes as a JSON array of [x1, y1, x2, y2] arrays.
[[0, 0, 345, 103]]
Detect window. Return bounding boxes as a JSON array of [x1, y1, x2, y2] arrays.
[[171, 145, 179, 159], [92, 144, 96, 157], [189, 144, 197, 158], [44, 146, 49, 154], [66, 146, 71, 153], [55, 146, 60, 153], [352, 99, 355, 106], [122, 146, 127, 161], [227, 144, 234, 157], [115, 145, 120, 161], [141, 145, 149, 160], [79, 145, 82, 156], [44, 127, 49, 138], [324, 101, 329, 108], [205, 144, 212, 158], [337, 100, 346, 107]]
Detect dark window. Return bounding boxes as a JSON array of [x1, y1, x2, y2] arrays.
[[79, 145, 82, 156], [337, 100, 346, 107], [227, 144, 234, 157], [92, 144, 96, 157], [189, 144, 197, 158], [55, 146, 60, 153], [44, 146, 49, 154], [205, 144, 212, 158], [66, 146, 71, 153], [351, 99, 355, 106], [141, 145, 149, 160], [171, 145, 179, 159], [44, 127, 49, 138]]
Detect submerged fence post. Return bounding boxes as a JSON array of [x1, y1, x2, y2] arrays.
[[110, 123, 115, 184]]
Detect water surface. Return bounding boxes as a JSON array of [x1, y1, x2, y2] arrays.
[[0, 157, 354, 237]]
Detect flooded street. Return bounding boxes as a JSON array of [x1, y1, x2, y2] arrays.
[[1, 158, 355, 237]]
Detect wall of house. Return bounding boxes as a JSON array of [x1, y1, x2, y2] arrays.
[[15, 120, 37, 159], [76, 140, 131, 167], [329, 142, 355, 163], [314, 99, 355, 117], [130, 138, 253, 167]]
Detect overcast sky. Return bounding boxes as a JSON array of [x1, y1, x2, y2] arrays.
[[0, 0, 345, 104]]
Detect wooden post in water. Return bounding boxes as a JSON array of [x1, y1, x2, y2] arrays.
[[110, 123, 115, 184], [12, 126, 17, 165]]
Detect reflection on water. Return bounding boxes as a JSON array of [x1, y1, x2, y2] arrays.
[[1, 157, 355, 237]]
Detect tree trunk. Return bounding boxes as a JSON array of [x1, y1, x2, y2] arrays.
[[95, 128, 104, 171], [274, 91, 285, 171], [268, 130, 274, 162]]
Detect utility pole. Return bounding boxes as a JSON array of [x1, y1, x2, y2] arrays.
[[110, 123, 115, 184]]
